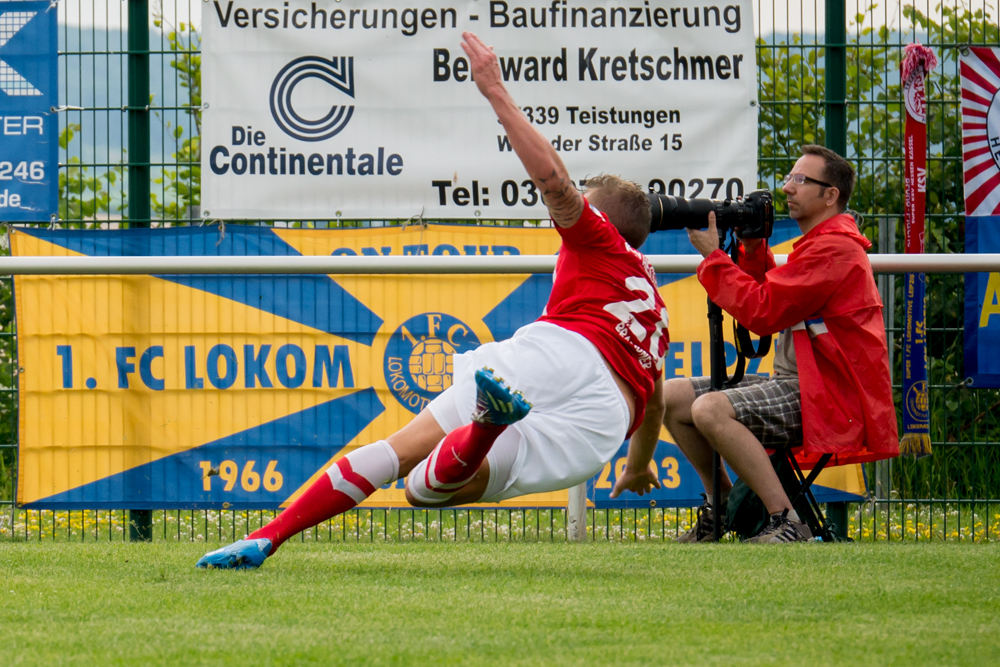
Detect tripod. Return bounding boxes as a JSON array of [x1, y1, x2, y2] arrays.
[[705, 229, 770, 541], [707, 297, 728, 541]]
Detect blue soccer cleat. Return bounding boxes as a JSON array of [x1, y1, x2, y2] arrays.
[[471, 367, 532, 426], [195, 538, 272, 570]]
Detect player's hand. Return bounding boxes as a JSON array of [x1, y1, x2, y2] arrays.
[[460, 32, 504, 100], [687, 211, 722, 258], [609, 464, 662, 498]]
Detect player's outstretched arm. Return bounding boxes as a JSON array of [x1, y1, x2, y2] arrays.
[[461, 31, 584, 229], [611, 375, 665, 498]]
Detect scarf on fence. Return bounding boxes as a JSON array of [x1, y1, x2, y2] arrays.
[[900, 42, 937, 458]]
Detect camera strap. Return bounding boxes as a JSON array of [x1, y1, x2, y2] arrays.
[[724, 233, 772, 387]]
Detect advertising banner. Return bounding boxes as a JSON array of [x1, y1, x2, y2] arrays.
[[13, 223, 863, 509], [0, 1, 58, 222], [201, 0, 759, 220], [961, 46, 1000, 386]]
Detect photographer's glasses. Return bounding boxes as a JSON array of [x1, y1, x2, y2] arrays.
[[783, 173, 833, 188]]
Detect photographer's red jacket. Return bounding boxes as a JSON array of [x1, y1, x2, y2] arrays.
[[698, 213, 899, 465]]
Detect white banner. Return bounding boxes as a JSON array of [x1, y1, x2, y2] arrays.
[[202, 0, 758, 220]]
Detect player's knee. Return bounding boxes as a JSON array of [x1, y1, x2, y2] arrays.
[[663, 378, 696, 422], [404, 468, 444, 508], [690, 392, 733, 433], [404, 485, 434, 508]]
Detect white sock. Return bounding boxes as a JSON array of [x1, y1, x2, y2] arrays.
[[327, 440, 399, 501], [406, 449, 460, 505]]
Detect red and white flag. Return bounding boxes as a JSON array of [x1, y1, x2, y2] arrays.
[[960, 47, 1000, 215]]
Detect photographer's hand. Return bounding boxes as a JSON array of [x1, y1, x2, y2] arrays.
[[687, 211, 723, 258]]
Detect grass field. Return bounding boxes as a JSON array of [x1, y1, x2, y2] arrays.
[[1, 541, 998, 666]]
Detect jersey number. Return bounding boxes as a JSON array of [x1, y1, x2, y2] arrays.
[[603, 276, 669, 362]]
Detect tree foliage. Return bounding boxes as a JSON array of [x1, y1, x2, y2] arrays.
[[151, 4, 201, 222]]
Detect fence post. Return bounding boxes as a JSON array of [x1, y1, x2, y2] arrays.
[[876, 218, 895, 500], [825, 0, 849, 540], [127, 0, 150, 227], [567, 482, 587, 542], [127, 0, 152, 543], [824, 0, 847, 156]]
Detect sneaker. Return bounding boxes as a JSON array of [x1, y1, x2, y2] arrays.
[[471, 367, 532, 426], [676, 494, 726, 543], [742, 511, 813, 543], [195, 538, 272, 570]]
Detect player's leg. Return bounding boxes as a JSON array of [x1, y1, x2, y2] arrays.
[[434, 338, 630, 507], [195, 409, 445, 570], [405, 368, 531, 506]]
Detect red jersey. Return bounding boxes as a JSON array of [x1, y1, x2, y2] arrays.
[[538, 199, 668, 433]]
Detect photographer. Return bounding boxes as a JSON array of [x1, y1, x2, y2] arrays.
[[615, 145, 898, 543]]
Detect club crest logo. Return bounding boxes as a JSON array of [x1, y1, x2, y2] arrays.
[[905, 380, 929, 422], [384, 313, 481, 414], [903, 71, 927, 123], [269, 55, 355, 142]]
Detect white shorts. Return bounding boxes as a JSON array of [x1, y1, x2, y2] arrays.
[[427, 321, 630, 502]]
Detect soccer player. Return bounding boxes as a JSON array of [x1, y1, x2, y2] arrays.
[[196, 32, 668, 569]]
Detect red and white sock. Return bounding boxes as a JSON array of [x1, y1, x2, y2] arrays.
[[406, 422, 506, 504], [248, 439, 399, 553]]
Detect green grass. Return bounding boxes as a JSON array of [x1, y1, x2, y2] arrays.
[[1, 542, 997, 666]]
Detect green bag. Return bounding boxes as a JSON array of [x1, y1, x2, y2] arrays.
[[725, 477, 770, 539], [724, 452, 810, 540]]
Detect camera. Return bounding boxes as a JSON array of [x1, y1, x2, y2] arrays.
[[647, 189, 774, 239], [646, 189, 777, 375]]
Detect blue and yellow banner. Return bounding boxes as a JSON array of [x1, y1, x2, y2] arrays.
[[965, 218, 1000, 386], [13, 223, 865, 509]]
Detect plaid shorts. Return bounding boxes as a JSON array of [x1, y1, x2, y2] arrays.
[[690, 375, 803, 448]]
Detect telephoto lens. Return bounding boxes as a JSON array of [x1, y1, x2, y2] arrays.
[[647, 190, 774, 239]]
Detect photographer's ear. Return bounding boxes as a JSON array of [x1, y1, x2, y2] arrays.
[[823, 186, 840, 209]]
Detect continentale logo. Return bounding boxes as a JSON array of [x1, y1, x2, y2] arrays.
[[384, 313, 481, 414], [269, 55, 355, 142]]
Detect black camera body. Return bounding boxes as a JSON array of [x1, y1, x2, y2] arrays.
[[647, 189, 774, 239], [647, 189, 776, 374]]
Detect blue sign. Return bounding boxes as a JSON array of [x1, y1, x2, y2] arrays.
[[589, 439, 863, 509], [965, 216, 1000, 386], [0, 2, 57, 222]]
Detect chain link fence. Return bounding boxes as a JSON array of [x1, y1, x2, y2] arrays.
[[2, 0, 998, 542]]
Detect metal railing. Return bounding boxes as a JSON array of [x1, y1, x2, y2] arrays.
[[0, 253, 998, 275]]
